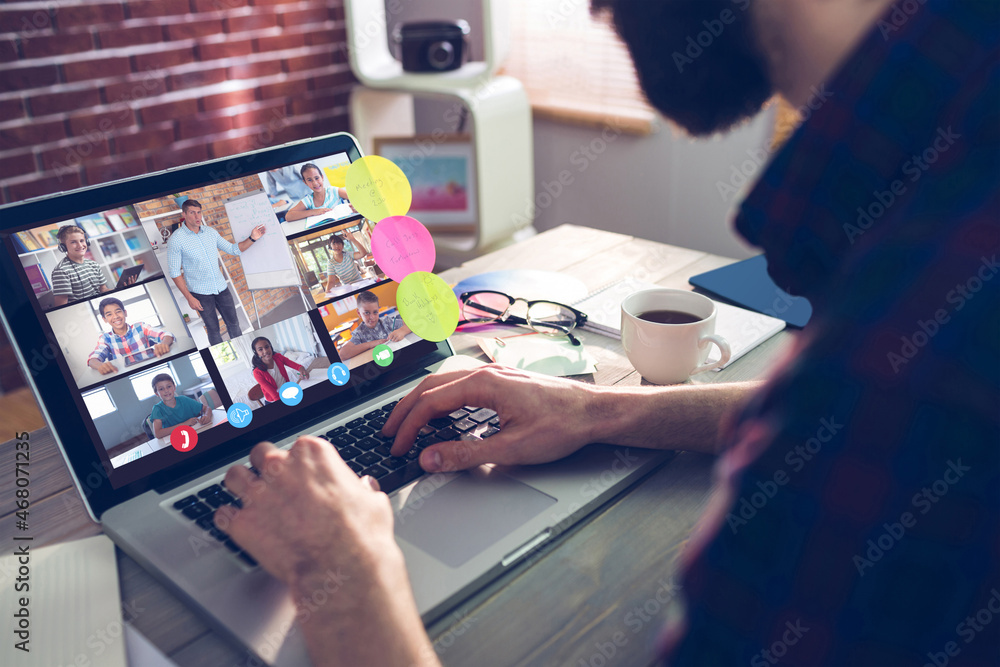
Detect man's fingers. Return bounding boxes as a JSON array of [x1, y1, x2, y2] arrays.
[[213, 505, 239, 532], [383, 369, 478, 436], [419, 435, 516, 473], [223, 463, 257, 498], [388, 372, 493, 456], [248, 441, 282, 478]]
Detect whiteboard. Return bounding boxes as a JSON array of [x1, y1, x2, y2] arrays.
[[224, 191, 300, 290]]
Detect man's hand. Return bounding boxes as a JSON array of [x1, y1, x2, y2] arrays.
[[369, 338, 388, 349], [250, 224, 266, 241], [123, 274, 138, 286], [186, 295, 203, 312], [214, 438, 438, 666], [384, 365, 601, 473], [93, 360, 118, 375], [153, 341, 171, 357], [185, 418, 200, 427], [300, 369, 311, 380], [387, 329, 407, 343], [198, 411, 212, 425]]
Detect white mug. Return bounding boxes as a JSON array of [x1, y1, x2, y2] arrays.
[[620, 289, 731, 385]]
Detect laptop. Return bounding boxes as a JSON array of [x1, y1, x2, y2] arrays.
[[0, 132, 671, 665]]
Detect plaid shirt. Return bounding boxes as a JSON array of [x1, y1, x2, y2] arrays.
[[88, 322, 173, 364], [664, 1, 999, 665]]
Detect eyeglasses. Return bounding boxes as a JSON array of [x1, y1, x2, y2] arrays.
[[458, 290, 588, 345]]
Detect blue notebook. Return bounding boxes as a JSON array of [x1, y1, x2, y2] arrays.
[[689, 255, 812, 328]]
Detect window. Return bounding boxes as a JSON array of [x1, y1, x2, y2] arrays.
[[130, 364, 177, 401], [91, 284, 162, 332], [189, 352, 209, 379], [82, 387, 116, 419], [210, 342, 238, 366], [502, 0, 655, 134]]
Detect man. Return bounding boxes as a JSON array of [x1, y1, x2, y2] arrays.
[[50, 225, 110, 306], [322, 233, 368, 292], [88, 297, 175, 375], [337, 290, 411, 361], [167, 199, 264, 346], [215, 1, 999, 665]]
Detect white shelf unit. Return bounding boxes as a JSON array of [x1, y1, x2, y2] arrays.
[[345, 0, 536, 264], [18, 227, 161, 309], [141, 210, 252, 348]]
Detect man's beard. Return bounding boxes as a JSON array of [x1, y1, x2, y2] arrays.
[[593, 0, 773, 136]]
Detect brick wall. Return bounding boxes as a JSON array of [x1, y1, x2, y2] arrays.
[[134, 178, 303, 327], [0, 0, 355, 205]]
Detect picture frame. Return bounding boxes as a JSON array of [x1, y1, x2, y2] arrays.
[[372, 135, 476, 233]]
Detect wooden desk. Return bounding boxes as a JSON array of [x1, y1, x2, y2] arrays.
[[0, 225, 793, 666]]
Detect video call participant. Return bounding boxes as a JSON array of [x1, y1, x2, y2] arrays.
[[149, 373, 210, 439], [337, 291, 410, 361], [167, 199, 265, 346], [323, 233, 369, 291], [250, 336, 310, 403], [283, 163, 350, 222], [88, 297, 174, 375], [50, 225, 110, 307]]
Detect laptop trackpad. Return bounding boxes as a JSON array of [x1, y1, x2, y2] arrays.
[[394, 468, 557, 568]]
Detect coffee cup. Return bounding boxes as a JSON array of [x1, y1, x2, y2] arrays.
[[620, 289, 731, 384]]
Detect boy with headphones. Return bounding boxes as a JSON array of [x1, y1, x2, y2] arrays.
[[51, 225, 110, 307]]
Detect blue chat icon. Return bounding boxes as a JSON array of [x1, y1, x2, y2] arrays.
[[279, 382, 303, 406]]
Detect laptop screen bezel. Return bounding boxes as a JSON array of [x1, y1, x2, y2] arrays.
[[0, 132, 453, 519]]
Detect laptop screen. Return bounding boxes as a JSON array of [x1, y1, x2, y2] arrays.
[[0, 133, 449, 514]]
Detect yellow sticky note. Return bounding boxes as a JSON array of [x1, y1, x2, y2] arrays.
[[345, 155, 412, 222], [324, 164, 350, 188], [397, 272, 460, 342]]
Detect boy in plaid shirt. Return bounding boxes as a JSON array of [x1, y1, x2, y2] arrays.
[[88, 297, 175, 375]]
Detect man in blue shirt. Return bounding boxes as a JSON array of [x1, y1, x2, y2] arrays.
[[167, 199, 264, 345]]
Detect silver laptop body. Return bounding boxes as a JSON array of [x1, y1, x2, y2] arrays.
[[0, 132, 669, 665]]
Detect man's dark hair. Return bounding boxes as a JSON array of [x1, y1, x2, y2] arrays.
[[181, 199, 202, 213], [357, 291, 379, 307], [300, 163, 323, 180], [98, 297, 125, 318], [151, 373, 174, 391], [590, 0, 772, 136]]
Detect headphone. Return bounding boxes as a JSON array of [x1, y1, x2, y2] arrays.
[[57, 226, 91, 253]]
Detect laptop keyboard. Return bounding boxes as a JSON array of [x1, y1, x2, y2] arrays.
[[170, 399, 501, 567]]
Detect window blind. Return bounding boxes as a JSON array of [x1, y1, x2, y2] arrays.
[[501, 1, 656, 134]]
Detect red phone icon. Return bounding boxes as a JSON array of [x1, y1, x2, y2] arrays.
[[171, 425, 198, 453]]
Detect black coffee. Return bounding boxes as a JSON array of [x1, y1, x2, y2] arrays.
[[637, 309, 703, 324]]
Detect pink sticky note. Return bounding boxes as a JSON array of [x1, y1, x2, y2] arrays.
[[371, 215, 436, 283]]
